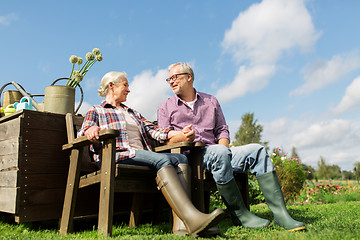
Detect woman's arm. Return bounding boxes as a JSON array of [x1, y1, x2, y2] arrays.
[[166, 124, 195, 144]]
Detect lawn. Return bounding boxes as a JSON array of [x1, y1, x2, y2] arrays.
[[1, 200, 359, 239]]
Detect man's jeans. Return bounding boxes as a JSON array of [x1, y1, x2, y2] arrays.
[[202, 143, 274, 184], [118, 150, 188, 171]]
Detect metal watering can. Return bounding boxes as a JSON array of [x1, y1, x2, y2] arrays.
[[0, 81, 43, 111], [0, 79, 83, 116], [43, 78, 83, 115]]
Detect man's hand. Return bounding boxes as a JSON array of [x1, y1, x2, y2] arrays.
[[181, 124, 195, 142], [167, 124, 195, 144], [218, 138, 230, 148], [84, 126, 101, 143]]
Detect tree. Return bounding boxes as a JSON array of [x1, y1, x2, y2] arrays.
[[232, 112, 268, 148], [317, 157, 331, 179], [354, 161, 360, 183], [317, 157, 342, 180], [342, 170, 354, 180]]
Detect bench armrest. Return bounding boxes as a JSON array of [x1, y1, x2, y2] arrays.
[[63, 129, 120, 150], [154, 141, 205, 152]]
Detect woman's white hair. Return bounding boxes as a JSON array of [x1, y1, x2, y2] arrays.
[[97, 71, 127, 97]]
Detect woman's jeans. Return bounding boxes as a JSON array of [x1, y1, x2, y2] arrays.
[[118, 150, 188, 171], [202, 143, 274, 184]]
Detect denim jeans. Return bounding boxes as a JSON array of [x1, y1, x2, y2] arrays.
[[118, 150, 188, 171], [202, 143, 274, 184]]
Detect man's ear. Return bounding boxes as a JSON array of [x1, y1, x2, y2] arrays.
[[187, 73, 192, 82]]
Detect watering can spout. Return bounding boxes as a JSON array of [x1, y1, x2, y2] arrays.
[[11, 81, 41, 111]]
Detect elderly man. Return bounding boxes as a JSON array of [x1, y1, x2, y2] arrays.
[[157, 62, 306, 232]]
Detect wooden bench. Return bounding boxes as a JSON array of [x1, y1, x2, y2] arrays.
[[59, 114, 249, 237]]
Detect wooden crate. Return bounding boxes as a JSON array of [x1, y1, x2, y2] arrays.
[[0, 110, 71, 222]]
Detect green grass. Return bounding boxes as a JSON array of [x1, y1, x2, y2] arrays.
[[1, 201, 360, 239]]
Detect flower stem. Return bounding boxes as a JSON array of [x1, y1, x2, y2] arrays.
[[66, 64, 75, 86]]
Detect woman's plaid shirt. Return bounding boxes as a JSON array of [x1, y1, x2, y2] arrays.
[[78, 100, 170, 162]]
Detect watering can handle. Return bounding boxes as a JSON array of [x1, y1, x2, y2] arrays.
[[51, 78, 84, 114], [11, 81, 41, 111], [0, 82, 26, 108]]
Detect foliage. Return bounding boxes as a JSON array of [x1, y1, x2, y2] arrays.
[[354, 161, 360, 183], [294, 181, 360, 204], [342, 170, 355, 180], [316, 157, 342, 180], [271, 147, 306, 202], [247, 172, 264, 205], [232, 112, 268, 148], [66, 48, 103, 88], [302, 164, 316, 180]]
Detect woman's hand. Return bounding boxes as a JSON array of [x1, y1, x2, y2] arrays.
[[84, 126, 101, 143], [167, 124, 195, 144]]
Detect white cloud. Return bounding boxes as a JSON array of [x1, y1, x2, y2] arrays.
[[125, 69, 172, 120], [290, 53, 360, 96], [222, 0, 319, 65], [332, 75, 360, 114], [0, 13, 18, 25], [261, 117, 360, 171], [216, 64, 275, 102], [218, 0, 320, 102], [292, 119, 351, 148]]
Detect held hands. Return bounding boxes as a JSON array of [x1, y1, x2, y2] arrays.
[[167, 124, 195, 144], [181, 124, 195, 142], [84, 126, 101, 143]]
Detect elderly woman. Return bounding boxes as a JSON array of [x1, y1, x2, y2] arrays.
[[78, 71, 224, 237]]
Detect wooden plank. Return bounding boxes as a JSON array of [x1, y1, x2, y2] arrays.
[[15, 203, 64, 223], [20, 188, 65, 206], [0, 153, 19, 171], [98, 138, 116, 236], [113, 180, 158, 193], [19, 154, 68, 174], [0, 117, 21, 141], [0, 138, 19, 156], [21, 110, 66, 131], [20, 142, 64, 155], [59, 148, 82, 234], [19, 173, 67, 189], [0, 170, 18, 187], [0, 187, 18, 213], [21, 128, 67, 145]]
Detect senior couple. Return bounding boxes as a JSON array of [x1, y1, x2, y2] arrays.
[[79, 62, 306, 237]]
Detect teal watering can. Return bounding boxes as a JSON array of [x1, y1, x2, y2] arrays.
[[14, 97, 36, 111]]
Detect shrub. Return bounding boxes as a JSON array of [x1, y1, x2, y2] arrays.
[[247, 173, 264, 204], [271, 147, 306, 202]]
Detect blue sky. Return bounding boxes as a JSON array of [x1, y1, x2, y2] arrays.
[[1, 0, 360, 171]]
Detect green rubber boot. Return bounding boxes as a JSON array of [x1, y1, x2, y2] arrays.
[[216, 178, 270, 228], [257, 171, 306, 231]]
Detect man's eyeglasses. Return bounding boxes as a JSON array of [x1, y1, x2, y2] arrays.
[[166, 73, 189, 83]]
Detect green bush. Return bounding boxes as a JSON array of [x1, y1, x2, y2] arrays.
[[247, 173, 264, 204], [271, 147, 306, 202]]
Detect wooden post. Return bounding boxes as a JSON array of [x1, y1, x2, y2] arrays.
[[97, 138, 116, 237], [59, 148, 82, 234]]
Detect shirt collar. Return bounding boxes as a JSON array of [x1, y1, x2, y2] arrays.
[[175, 89, 201, 105], [101, 100, 129, 110]]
